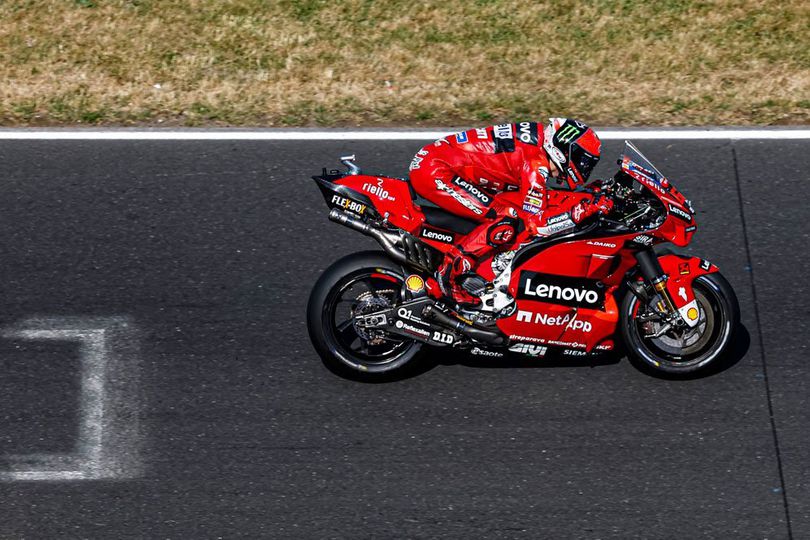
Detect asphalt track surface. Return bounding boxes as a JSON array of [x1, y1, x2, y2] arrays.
[[0, 136, 806, 539]]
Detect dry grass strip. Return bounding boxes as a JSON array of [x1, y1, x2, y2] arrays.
[[1, 0, 808, 126]]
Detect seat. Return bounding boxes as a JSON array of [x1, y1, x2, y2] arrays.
[[407, 181, 480, 235], [421, 206, 479, 235]]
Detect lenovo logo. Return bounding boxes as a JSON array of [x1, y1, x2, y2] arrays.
[[421, 227, 454, 243], [668, 204, 691, 221], [517, 272, 604, 308]]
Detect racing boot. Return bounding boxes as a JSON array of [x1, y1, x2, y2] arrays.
[[435, 199, 521, 306], [434, 248, 482, 306]]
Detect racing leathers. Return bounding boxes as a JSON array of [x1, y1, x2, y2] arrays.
[[408, 122, 611, 300]]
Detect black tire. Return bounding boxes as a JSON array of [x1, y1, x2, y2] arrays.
[[621, 272, 740, 376], [307, 251, 424, 382]]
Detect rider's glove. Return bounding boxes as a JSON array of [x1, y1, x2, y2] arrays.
[[592, 193, 614, 215], [572, 193, 614, 224], [523, 212, 544, 237]]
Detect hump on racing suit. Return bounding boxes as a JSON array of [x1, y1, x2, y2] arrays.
[[407, 120, 606, 303]]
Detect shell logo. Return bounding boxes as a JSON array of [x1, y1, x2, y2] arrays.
[[405, 275, 425, 293], [686, 307, 699, 321]]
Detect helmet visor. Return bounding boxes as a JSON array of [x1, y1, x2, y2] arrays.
[[570, 143, 599, 182]]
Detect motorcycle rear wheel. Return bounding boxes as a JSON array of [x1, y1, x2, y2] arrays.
[[307, 251, 423, 381], [621, 273, 739, 376]]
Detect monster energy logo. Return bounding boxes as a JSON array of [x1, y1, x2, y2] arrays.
[[557, 124, 582, 144]]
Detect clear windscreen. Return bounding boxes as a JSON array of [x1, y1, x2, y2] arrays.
[[620, 141, 668, 187]]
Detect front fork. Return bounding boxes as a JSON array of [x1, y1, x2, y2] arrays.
[[634, 249, 684, 326]]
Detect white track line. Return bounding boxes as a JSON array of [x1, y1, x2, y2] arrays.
[[0, 129, 808, 140]]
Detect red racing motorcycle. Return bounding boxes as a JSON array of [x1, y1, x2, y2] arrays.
[[307, 141, 739, 380]]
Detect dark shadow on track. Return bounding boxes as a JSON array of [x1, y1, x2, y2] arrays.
[[441, 349, 623, 370], [333, 324, 749, 382], [620, 323, 750, 381]]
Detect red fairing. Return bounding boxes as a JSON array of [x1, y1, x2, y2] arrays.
[[495, 234, 639, 352], [658, 254, 719, 309], [620, 155, 696, 247], [333, 174, 425, 234]]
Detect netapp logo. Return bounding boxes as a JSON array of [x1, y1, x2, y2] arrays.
[[517, 272, 604, 308], [515, 310, 592, 332], [420, 227, 454, 243]]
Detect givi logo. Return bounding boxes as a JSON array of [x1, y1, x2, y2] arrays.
[[517, 271, 605, 308]]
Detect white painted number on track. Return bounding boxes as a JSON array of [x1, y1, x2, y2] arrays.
[[0, 317, 143, 481]]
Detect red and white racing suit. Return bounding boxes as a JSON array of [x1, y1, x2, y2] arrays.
[[408, 122, 608, 288]]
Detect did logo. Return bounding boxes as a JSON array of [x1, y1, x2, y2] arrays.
[[517, 271, 605, 308]]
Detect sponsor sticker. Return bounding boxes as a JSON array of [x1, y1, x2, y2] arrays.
[[509, 334, 546, 344], [523, 202, 542, 215], [420, 226, 455, 244], [516, 121, 538, 145], [487, 222, 515, 246], [668, 204, 692, 222], [687, 307, 699, 321], [434, 179, 484, 215], [556, 123, 582, 144], [362, 178, 395, 201], [494, 124, 513, 139], [632, 234, 654, 246], [330, 194, 366, 215], [508, 343, 547, 357], [546, 212, 571, 226], [394, 320, 430, 338], [537, 219, 574, 235], [453, 177, 492, 206], [515, 310, 593, 332], [431, 331, 454, 345], [517, 271, 605, 308], [699, 259, 711, 271], [679, 262, 690, 275], [409, 149, 429, 171], [405, 275, 425, 293], [471, 347, 504, 358], [493, 124, 515, 153], [563, 349, 587, 356], [455, 131, 468, 144]]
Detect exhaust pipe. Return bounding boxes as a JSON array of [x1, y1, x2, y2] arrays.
[[422, 304, 507, 346], [329, 209, 407, 265]]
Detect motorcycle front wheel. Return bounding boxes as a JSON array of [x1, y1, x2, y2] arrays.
[[307, 250, 424, 381], [620, 273, 740, 376]]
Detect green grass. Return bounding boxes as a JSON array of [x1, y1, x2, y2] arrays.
[[0, 0, 808, 126]]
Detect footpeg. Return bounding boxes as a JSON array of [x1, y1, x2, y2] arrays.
[[459, 274, 490, 297]]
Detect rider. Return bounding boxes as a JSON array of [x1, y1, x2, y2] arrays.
[[408, 118, 612, 302]]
